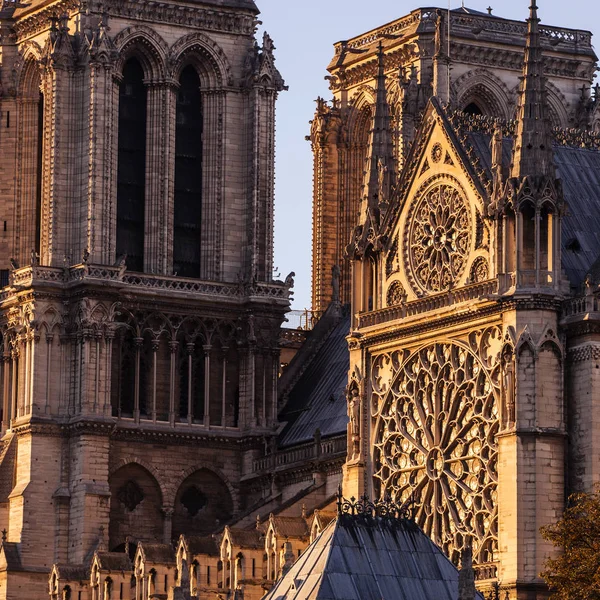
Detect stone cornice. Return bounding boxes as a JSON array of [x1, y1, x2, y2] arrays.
[[10, 417, 273, 449], [567, 343, 600, 362], [353, 293, 561, 349], [12, 0, 256, 43]]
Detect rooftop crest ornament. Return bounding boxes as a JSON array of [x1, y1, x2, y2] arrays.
[[336, 488, 416, 521]]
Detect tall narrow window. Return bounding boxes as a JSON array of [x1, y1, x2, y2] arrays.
[[174, 66, 203, 278], [35, 92, 44, 255], [117, 58, 147, 272]]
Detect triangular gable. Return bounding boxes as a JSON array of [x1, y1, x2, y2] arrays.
[[382, 97, 490, 243]]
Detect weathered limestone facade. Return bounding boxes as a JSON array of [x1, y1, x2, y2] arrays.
[[310, 6, 597, 314], [0, 0, 290, 597], [336, 4, 600, 599]]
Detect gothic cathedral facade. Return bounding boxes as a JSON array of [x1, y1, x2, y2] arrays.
[[316, 4, 600, 599], [0, 0, 288, 597]]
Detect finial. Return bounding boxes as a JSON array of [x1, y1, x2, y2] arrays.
[[487, 6, 493, 15]]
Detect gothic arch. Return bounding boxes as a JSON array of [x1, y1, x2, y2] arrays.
[[171, 467, 235, 540], [347, 89, 374, 144], [16, 42, 43, 98], [113, 25, 169, 81], [109, 458, 167, 498], [166, 463, 237, 510], [108, 462, 165, 550], [169, 32, 232, 88], [452, 69, 512, 119], [546, 81, 570, 128]]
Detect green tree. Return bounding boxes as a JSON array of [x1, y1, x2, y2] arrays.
[[541, 489, 600, 599]]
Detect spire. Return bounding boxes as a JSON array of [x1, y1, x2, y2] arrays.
[[511, 2, 555, 178], [360, 42, 394, 219]]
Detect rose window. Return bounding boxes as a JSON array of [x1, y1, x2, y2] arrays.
[[406, 183, 471, 294], [372, 337, 500, 565]]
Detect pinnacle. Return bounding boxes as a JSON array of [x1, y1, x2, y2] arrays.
[[510, 1, 555, 179]]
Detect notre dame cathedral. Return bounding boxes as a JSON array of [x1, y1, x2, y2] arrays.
[[0, 0, 599, 598]]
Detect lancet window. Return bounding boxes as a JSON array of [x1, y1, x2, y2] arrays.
[[35, 92, 44, 255], [174, 66, 203, 278], [116, 58, 147, 273]]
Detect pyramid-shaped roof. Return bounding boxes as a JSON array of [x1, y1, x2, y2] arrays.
[[264, 505, 484, 600]]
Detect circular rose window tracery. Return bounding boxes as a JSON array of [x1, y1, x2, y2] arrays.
[[372, 337, 500, 565], [405, 181, 472, 294]]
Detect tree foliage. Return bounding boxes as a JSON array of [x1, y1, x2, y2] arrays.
[[541, 489, 600, 599]]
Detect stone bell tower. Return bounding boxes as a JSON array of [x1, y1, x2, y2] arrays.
[[0, 0, 288, 598]]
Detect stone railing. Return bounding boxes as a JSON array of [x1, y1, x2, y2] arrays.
[[336, 7, 591, 53], [474, 562, 498, 581], [252, 435, 346, 474], [562, 291, 600, 320], [358, 280, 498, 329], [3, 264, 290, 301]]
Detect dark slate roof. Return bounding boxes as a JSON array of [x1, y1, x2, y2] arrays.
[[278, 310, 350, 448], [53, 564, 90, 581], [270, 516, 310, 539], [227, 528, 264, 550], [467, 131, 600, 288], [96, 552, 132, 572], [186, 536, 220, 557], [139, 543, 175, 565], [264, 514, 484, 600]]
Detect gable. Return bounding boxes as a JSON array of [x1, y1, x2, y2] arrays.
[[382, 101, 492, 304]]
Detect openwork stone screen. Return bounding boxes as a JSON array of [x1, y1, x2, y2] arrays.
[[372, 329, 501, 565], [405, 181, 472, 294]]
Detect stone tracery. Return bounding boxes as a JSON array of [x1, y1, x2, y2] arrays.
[[405, 181, 472, 294], [372, 329, 501, 565]]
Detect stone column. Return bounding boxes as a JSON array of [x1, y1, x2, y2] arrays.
[[134, 337, 143, 423], [162, 507, 173, 544], [103, 330, 115, 416], [221, 348, 228, 427], [169, 341, 178, 426], [187, 343, 194, 425], [145, 81, 176, 274], [1, 353, 9, 431], [151, 340, 159, 422], [203, 345, 211, 427], [44, 333, 53, 415]]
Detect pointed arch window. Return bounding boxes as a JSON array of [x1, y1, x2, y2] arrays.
[[174, 66, 203, 278], [35, 91, 44, 255], [117, 58, 147, 272]]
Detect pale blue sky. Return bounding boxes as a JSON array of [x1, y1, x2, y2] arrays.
[[256, 0, 598, 310]]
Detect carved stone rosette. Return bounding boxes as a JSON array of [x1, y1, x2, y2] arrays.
[[371, 327, 502, 565], [404, 178, 472, 294]]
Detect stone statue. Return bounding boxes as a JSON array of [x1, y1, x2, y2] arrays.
[[502, 360, 515, 426], [348, 385, 361, 460], [284, 271, 295, 289], [332, 264, 340, 302], [377, 158, 388, 203]]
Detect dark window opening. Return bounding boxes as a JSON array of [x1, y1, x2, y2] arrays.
[[180, 485, 207, 516], [178, 342, 205, 422], [117, 58, 147, 273], [174, 66, 203, 278], [463, 102, 483, 116], [35, 92, 44, 255]]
